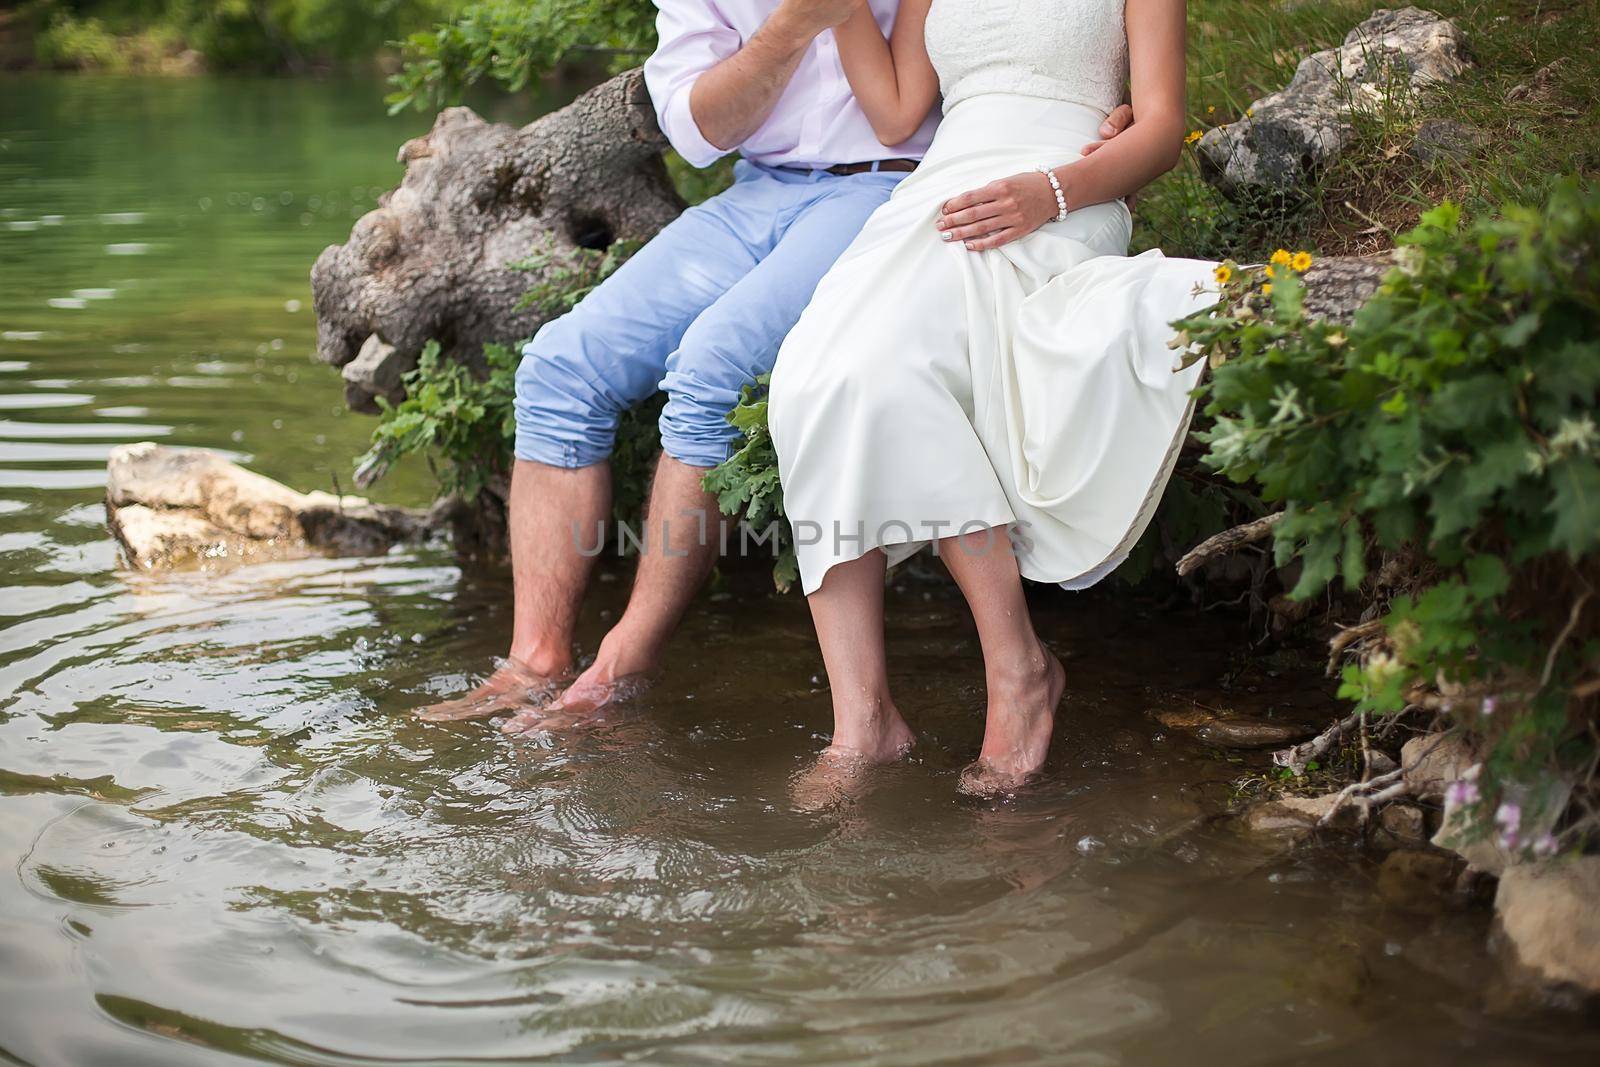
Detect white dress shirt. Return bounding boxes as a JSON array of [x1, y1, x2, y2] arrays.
[[643, 0, 939, 169]]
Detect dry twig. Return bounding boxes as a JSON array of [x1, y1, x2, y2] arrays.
[[1273, 711, 1361, 774], [1326, 618, 1386, 676], [1176, 512, 1284, 577]]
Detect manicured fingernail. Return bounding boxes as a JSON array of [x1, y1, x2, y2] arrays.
[[941, 231, 953, 241]]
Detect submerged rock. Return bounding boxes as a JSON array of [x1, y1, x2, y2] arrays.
[[106, 443, 433, 569], [1198, 7, 1470, 199], [1149, 707, 1317, 749], [1495, 858, 1600, 996], [1377, 849, 1462, 911], [1375, 802, 1428, 848], [1243, 793, 1358, 836]]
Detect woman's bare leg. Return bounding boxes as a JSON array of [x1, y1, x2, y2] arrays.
[[790, 548, 915, 809], [936, 526, 1065, 795]]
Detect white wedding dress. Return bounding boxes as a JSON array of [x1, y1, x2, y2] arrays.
[[769, 0, 1218, 594]]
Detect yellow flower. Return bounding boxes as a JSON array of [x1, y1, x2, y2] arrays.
[[1246, 108, 1254, 118], [1269, 248, 1292, 268], [1185, 130, 1203, 145], [1262, 283, 1273, 296], [1213, 264, 1233, 285], [1206, 105, 1216, 114], [1291, 250, 1314, 272]]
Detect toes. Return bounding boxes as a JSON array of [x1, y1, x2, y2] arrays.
[[957, 760, 1029, 798], [499, 710, 545, 736], [417, 696, 501, 722]]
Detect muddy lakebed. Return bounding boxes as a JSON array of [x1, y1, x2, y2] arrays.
[[3, 74, 1600, 1065]]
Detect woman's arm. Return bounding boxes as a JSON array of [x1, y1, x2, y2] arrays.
[[833, 0, 939, 146], [936, 0, 1188, 250]]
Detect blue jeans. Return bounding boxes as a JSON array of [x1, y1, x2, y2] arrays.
[[514, 160, 906, 469]]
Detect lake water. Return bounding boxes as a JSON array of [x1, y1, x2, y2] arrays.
[[2, 73, 1597, 1065]]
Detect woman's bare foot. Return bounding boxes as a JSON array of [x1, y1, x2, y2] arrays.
[[958, 644, 1065, 797], [416, 658, 560, 722], [790, 702, 916, 812]]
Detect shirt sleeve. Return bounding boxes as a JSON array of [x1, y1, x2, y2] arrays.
[[643, 0, 742, 168]]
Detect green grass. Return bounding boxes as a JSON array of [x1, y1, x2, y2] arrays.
[[1135, 0, 1600, 261]]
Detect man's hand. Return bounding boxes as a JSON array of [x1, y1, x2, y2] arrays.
[[690, 0, 867, 152], [1080, 103, 1135, 157], [776, 0, 869, 37]]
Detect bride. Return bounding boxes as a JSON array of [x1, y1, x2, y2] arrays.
[[768, 0, 1217, 797]]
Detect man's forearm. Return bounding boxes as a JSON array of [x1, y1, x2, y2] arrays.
[[687, 5, 828, 151]]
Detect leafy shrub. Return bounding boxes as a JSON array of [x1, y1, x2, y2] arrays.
[[1176, 180, 1600, 849], [359, 338, 518, 502], [701, 378, 797, 590], [511, 235, 642, 318], [386, 0, 654, 112]]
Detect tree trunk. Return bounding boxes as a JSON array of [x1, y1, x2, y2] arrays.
[[310, 68, 684, 413]]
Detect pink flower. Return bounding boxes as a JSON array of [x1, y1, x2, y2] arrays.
[[1480, 695, 1498, 717], [1495, 802, 1522, 851], [1444, 779, 1479, 807], [1495, 801, 1521, 829], [1532, 833, 1559, 858]]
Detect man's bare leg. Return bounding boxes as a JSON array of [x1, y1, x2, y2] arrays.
[[790, 548, 916, 810], [502, 453, 723, 731], [418, 458, 609, 721]]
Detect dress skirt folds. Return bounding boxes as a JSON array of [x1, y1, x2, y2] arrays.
[[768, 93, 1219, 595]]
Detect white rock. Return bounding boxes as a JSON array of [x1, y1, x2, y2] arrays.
[[1199, 7, 1471, 197], [106, 443, 430, 569], [1495, 858, 1600, 995], [1400, 732, 1476, 800], [1243, 793, 1358, 835]]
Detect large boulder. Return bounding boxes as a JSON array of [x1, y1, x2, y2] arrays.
[[1198, 7, 1470, 200], [1495, 858, 1600, 996], [1399, 732, 1476, 801], [310, 68, 684, 413], [106, 443, 433, 569]]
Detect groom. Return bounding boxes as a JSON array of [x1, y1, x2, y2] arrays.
[[422, 0, 1133, 727]]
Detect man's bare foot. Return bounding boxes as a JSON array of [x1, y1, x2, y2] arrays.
[[499, 644, 654, 736], [958, 644, 1066, 797], [416, 658, 560, 722], [790, 703, 916, 812]]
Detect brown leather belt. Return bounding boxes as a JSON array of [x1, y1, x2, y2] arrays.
[[820, 158, 920, 175]]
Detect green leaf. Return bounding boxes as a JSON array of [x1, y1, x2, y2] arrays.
[[1548, 458, 1600, 557]]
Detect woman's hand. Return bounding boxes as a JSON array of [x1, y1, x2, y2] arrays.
[[935, 171, 1059, 251]]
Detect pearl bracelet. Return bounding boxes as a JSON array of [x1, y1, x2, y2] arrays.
[[1035, 164, 1068, 223]]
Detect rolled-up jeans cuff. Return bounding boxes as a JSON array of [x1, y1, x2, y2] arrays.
[[513, 427, 611, 469], [658, 431, 734, 470]]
